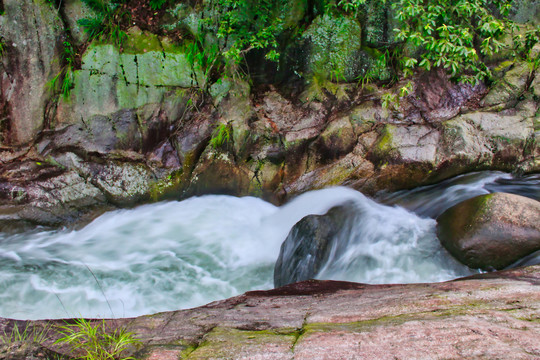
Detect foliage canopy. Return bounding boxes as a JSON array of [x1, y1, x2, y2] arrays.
[[72, 0, 539, 87]]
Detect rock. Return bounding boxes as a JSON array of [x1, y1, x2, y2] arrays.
[[437, 192, 540, 270], [509, 0, 540, 24], [75, 159, 155, 206], [410, 68, 486, 123], [315, 116, 357, 162], [54, 35, 197, 147], [40, 110, 143, 156], [62, 0, 94, 45], [274, 205, 353, 288], [259, 91, 327, 143], [285, 147, 375, 197], [186, 149, 253, 197], [279, 0, 307, 29], [0, 0, 64, 145], [301, 13, 364, 82], [435, 99, 537, 180], [0, 164, 107, 231], [369, 124, 440, 165], [481, 62, 531, 107]]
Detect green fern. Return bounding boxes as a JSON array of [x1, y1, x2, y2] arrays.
[[209, 123, 232, 149], [78, 17, 106, 41], [149, 0, 168, 10], [47, 41, 75, 99], [78, 0, 126, 46]]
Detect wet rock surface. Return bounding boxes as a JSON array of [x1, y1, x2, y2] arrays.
[[437, 192, 540, 270], [2, 265, 539, 359], [274, 204, 354, 288]]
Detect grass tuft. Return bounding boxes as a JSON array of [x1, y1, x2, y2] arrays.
[[55, 318, 141, 360]]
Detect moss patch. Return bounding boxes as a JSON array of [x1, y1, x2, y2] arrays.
[[186, 327, 297, 359]]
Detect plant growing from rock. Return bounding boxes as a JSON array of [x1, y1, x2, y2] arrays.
[[0, 322, 51, 345], [54, 318, 140, 360], [512, 25, 540, 76], [78, 0, 127, 46], [209, 122, 232, 150], [48, 41, 76, 99]]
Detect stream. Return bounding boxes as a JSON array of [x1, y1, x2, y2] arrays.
[[0, 171, 538, 320]]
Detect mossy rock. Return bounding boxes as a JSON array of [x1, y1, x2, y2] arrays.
[[481, 62, 531, 107], [509, 0, 540, 24], [302, 13, 363, 82], [358, 0, 399, 47], [437, 193, 540, 270]]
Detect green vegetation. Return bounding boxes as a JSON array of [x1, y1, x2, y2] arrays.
[[55, 318, 140, 360], [48, 41, 75, 99], [78, 0, 127, 46], [149, 0, 169, 10], [0, 319, 140, 360], [0, 37, 5, 57], [70, 0, 539, 94], [209, 122, 232, 149], [395, 0, 515, 83], [0, 322, 50, 345]]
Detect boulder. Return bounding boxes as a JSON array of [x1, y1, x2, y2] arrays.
[[274, 205, 353, 288], [54, 31, 198, 149], [301, 13, 364, 82], [437, 192, 540, 270]]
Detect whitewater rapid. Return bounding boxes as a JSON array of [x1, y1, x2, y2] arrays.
[[0, 171, 537, 320]]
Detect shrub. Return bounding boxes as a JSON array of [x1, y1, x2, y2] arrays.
[[209, 122, 232, 149], [393, 0, 516, 83]]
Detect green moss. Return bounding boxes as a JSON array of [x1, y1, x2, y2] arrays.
[[187, 327, 297, 358], [148, 170, 185, 201], [122, 28, 163, 53], [375, 124, 396, 154]]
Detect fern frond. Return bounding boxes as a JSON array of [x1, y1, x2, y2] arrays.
[[80, 0, 109, 14]]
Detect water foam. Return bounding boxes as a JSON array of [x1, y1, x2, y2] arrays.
[[0, 172, 536, 319]]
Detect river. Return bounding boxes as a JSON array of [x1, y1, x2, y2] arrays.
[[0, 171, 538, 320]]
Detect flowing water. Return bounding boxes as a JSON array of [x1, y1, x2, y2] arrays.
[[0, 171, 538, 320]]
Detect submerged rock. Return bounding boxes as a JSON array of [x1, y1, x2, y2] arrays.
[[437, 192, 540, 270]]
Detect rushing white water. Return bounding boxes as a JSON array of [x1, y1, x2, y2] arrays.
[[0, 172, 537, 320]]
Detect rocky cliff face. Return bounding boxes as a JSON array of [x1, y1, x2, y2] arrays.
[[0, 2, 538, 230]]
